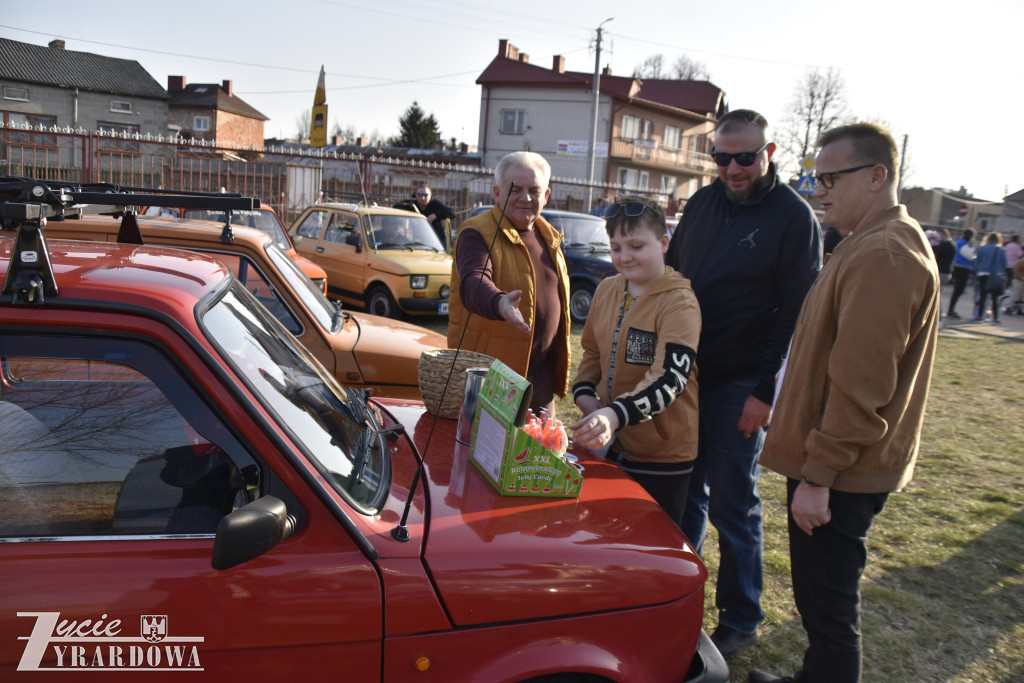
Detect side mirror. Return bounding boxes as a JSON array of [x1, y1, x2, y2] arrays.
[[211, 496, 297, 570], [346, 231, 362, 253]]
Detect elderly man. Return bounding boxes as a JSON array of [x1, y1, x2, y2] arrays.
[[749, 123, 940, 683], [667, 109, 822, 659], [447, 151, 570, 414]]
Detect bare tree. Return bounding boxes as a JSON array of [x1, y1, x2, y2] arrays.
[[670, 54, 710, 80], [777, 68, 850, 178], [633, 54, 665, 79], [634, 53, 710, 80], [295, 108, 312, 141]]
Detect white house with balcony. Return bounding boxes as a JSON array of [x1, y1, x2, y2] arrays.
[[475, 40, 727, 206]]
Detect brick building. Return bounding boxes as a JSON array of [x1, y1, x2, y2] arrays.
[[167, 76, 268, 148]]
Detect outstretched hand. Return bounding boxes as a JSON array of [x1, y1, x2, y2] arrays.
[[498, 290, 532, 335]]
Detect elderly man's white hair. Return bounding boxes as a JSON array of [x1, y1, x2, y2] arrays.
[[494, 151, 551, 194]]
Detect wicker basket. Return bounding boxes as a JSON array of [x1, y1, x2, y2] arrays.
[[418, 348, 495, 419]]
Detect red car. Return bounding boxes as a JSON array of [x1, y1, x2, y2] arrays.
[[0, 180, 727, 682]]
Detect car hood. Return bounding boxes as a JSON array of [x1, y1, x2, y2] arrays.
[[369, 250, 452, 275], [379, 401, 707, 627], [346, 313, 445, 387]]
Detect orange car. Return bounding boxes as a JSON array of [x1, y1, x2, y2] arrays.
[[45, 214, 444, 400], [143, 204, 327, 293]]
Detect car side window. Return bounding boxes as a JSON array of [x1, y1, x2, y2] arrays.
[[0, 336, 256, 539], [295, 210, 328, 240], [323, 213, 354, 244], [213, 253, 303, 335]]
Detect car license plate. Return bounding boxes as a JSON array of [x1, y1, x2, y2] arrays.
[[438, 302, 449, 315]]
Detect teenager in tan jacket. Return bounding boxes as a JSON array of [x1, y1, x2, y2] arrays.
[[571, 196, 701, 529]]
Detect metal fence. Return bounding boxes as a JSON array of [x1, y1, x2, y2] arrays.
[[1, 124, 675, 226]]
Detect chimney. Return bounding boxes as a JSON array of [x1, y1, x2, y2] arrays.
[[520, 53, 529, 64], [356, 136, 368, 147], [221, 80, 233, 96], [499, 39, 519, 61], [48, 39, 65, 50], [602, 66, 613, 76], [168, 76, 186, 92], [552, 55, 565, 74], [331, 135, 344, 146]]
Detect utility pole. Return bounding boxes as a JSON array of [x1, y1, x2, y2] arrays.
[[586, 18, 613, 213]]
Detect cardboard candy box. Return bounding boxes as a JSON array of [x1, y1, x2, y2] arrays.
[[468, 360, 582, 498]]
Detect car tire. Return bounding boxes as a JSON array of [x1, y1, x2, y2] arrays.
[[367, 284, 398, 319], [569, 281, 596, 324]]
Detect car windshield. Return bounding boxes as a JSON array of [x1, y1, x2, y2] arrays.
[[185, 209, 291, 250], [366, 213, 444, 251], [546, 214, 610, 251], [263, 242, 339, 333], [202, 282, 390, 512]]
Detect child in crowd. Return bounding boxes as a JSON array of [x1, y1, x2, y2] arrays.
[[571, 196, 701, 529]]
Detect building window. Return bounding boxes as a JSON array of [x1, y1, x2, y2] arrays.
[[194, 116, 211, 132], [98, 122, 140, 152], [110, 100, 133, 114], [3, 86, 29, 102], [499, 109, 525, 134], [621, 115, 640, 140], [661, 175, 677, 195], [663, 126, 682, 150], [617, 168, 650, 189], [2, 111, 56, 146]]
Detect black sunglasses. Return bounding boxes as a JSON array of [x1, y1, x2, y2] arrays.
[[711, 142, 771, 167], [814, 164, 875, 189], [604, 201, 649, 219]]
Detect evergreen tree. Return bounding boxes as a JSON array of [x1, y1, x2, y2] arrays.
[[389, 101, 442, 148]]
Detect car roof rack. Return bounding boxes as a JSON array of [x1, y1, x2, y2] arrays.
[[0, 177, 261, 303]]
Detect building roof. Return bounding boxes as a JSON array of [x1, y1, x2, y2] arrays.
[[168, 83, 268, 121], [476, 47, 726, 120], [0, 38, 166, 99]]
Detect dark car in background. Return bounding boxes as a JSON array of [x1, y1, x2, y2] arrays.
[[467, 206, 617, 323]]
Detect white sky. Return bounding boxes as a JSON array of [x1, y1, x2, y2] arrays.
[[2, 0, 1020, 201]]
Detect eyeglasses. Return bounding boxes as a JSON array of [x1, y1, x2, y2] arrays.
[[711, 142, 771, 167], [415, 192, 429, 197], [605, 201, 649, 219], [814, 164, 875, 189]]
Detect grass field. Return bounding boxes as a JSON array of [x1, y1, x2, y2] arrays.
[[421, 316, 1024, 681]]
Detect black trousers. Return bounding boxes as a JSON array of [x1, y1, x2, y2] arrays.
[[948, 265, 972, 314], [786, 478, 888, 683]]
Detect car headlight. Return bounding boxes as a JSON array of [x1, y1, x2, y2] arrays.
[[440, 284, 450, 299], [410, 275, 427, 290]]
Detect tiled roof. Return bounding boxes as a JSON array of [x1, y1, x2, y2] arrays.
[[0, 38, 166, 99], [168, 83, 268, 121], [476, 54, 726, 119]]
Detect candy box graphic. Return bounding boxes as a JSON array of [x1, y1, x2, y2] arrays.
[[468, 360, 581, 498]]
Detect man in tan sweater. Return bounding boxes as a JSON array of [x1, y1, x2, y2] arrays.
[[749, 123, 940, 683]]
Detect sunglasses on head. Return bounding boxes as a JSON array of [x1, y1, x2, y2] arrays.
[[604, 201, 649, 219], [711, 142, 771, 167]]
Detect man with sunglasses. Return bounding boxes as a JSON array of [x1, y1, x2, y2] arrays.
[[667, 109, 822, 660], [750, 123, 939, 683]]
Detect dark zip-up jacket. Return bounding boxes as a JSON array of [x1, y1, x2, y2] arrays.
[[667, 163, 821, 404]]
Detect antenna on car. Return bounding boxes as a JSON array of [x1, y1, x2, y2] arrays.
[[391, 181, 516, 542]]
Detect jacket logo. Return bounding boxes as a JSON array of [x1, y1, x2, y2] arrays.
[[624, 328, 655, 365], [739, 229, 758, 249]]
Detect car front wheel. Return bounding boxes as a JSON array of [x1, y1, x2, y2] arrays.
[[367, 285, 398, 319], [569, 281, 595, 324]]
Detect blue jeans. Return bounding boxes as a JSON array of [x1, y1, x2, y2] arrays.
[[682, 378, 765, 634]]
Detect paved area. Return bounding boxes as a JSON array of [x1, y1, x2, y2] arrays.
[[940, 281, 1024, 344]]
